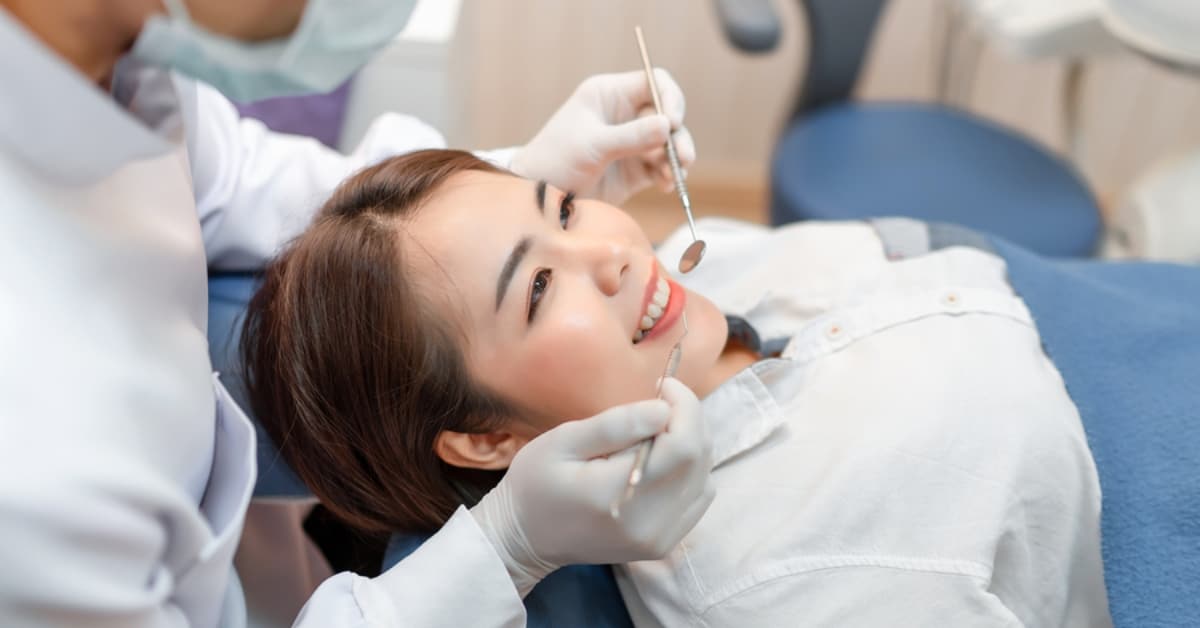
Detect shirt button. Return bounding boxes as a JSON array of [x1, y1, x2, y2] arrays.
[[943, 291, 961, 307], [826, 323, 843, 339]]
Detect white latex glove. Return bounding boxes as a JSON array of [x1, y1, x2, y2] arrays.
[[471, 378, 714, 597], [509, 69, 697, 205]]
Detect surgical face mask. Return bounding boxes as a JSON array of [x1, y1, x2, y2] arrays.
[[131, 0, 416, 102]]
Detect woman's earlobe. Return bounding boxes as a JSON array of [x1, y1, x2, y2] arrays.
[[435, 430, 529, 470]]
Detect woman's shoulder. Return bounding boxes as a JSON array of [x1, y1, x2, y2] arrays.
[[659, 218, 888, 315]]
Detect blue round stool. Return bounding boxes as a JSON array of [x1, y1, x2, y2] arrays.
[[771, 103, 1102, 258]]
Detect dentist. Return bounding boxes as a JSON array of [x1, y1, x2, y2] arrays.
[[0, 1, 713, 626]]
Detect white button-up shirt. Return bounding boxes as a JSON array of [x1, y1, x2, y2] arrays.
[[620, 219, 1110, 627]]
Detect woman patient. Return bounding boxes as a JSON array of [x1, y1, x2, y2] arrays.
[[242, 149, 1111, 626]]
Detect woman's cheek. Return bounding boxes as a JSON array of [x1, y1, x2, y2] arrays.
[[522, 334, 655, 420], [523, 326, 597, 372]]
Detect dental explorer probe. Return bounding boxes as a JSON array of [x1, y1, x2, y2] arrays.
[[634, 26, 707, 274], [612, 311, 688, 519]]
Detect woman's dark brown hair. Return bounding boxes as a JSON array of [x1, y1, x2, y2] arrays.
[[241, 149, 520, 535]]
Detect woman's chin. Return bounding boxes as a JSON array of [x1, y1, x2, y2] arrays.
[[673, 294, 728, 396]]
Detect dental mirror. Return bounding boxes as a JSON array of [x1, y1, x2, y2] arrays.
[[635, 26, 707, 274], [678, 230, 707, 274]]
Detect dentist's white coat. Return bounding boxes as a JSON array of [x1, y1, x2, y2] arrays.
[[0, 10, 523, 627]]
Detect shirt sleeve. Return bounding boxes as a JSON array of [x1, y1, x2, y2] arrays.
[[178, 78, 448, 271], [293, 507, 526, 628]]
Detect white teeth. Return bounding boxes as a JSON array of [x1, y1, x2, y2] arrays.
[[634, 276, 673, 343], [652, 279, 669, 308]]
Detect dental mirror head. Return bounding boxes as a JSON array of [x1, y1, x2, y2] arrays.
[[678, 239, 706, 274]]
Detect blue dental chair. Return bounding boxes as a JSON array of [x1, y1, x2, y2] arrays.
[[208, 273, 311, 498], [720, 0, 1102, 257]]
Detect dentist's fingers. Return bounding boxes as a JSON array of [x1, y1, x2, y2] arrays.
[[669, 126, 696, 168], [656, 163, 689, 194], [658, 377, 706, 437], [642, 378, 712, 481], [649, 68, 687, 129], [593, 114, 672, 164], [547, 399, 670, 460], [647, 126, 695, 193], [598, 68, 687, 128]]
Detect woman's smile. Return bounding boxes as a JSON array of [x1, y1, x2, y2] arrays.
[[635, 274, 686, 345]]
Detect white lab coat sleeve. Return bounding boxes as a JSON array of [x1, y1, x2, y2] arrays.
[[0, 452, 193, 627], [180, 78, 448, 270], [473, 146, 519, 171], [293, 507, 526, 627]]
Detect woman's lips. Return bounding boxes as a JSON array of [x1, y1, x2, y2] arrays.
[[639, 277, 686, 344]]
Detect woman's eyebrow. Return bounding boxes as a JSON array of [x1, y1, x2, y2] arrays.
[[495, 236, 532, 312], [494, 181, 549, 312]]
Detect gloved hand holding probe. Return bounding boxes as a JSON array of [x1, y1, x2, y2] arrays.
[[472, 378, 714, 597], [511, 69, 697, 204]]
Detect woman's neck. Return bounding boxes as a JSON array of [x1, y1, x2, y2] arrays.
[[695, 339, 761, 398], [1, 0, 153, 86]]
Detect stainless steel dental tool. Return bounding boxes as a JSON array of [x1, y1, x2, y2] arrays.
[[611, 311, 688, 519], [634, 26, 707, 274]]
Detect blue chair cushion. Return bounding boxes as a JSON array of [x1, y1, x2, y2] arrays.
[[385, 533, 634, 627], [208, 273, 310, 498], [992, 240, 1200, 627], [772, 103, 1101, 257]]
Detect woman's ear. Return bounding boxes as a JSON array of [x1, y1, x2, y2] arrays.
[[435, 430, 530, 470]]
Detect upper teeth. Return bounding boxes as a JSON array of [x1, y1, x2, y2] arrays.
[[634, 277, 671, 343]]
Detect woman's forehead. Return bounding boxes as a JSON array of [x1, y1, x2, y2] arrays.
[[410, 171, 532, 237], [412, 171, 536, 251], [433, 169, 530, 206], [403, 172, 537, 331]]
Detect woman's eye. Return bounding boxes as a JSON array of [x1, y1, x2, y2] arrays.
[[559, 192, 576, 230], [528, 268, 552, 322]]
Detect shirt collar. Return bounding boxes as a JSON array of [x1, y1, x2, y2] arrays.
[[0, 8, 179, 185], [701, 358, 790, 468]]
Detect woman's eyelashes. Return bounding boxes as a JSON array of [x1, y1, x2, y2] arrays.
[[526, 192, 573, 323], [527, 268, 552, 323], [559, 191, 575, 229]]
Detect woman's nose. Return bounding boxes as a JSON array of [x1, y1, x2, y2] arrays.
[[572, 235, 630, 296]]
